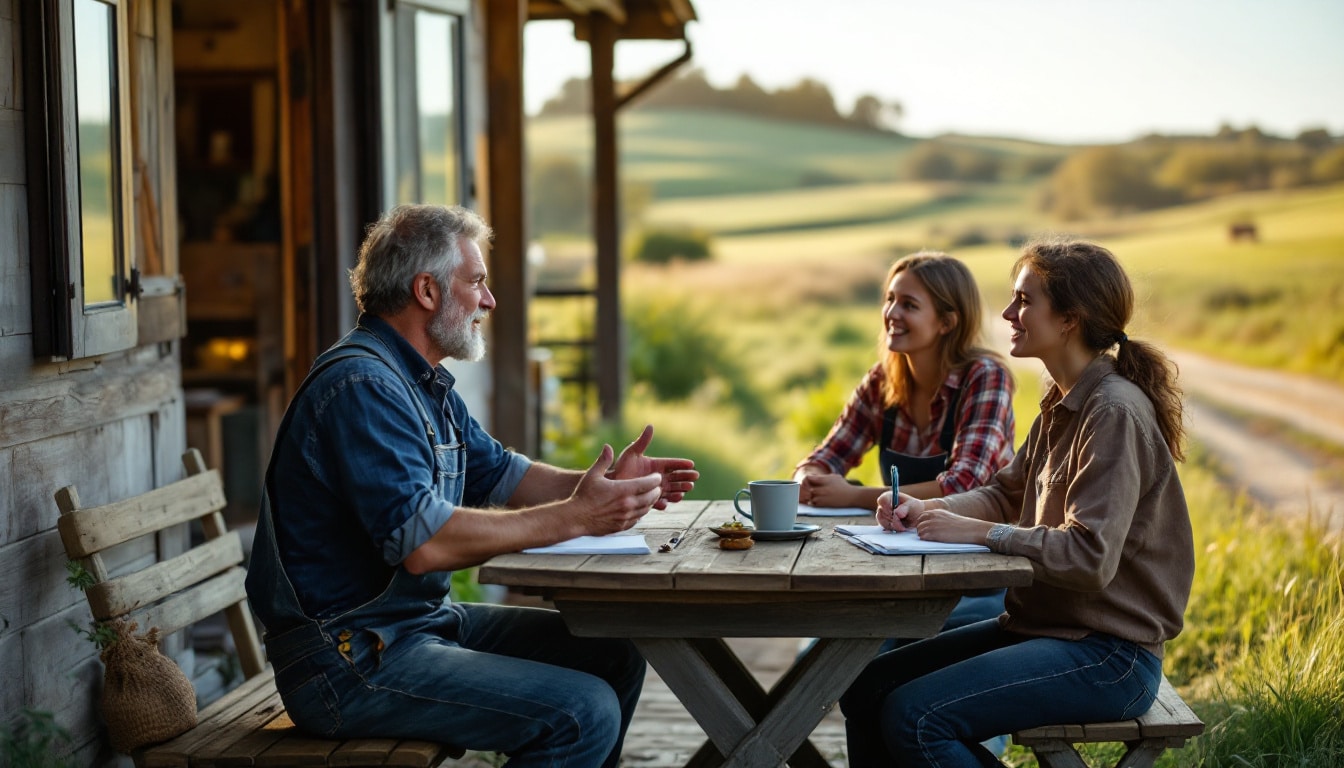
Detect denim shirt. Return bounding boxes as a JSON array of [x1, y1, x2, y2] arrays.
[[269, 315, 532, 620]]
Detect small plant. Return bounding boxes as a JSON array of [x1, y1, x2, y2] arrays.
[[64, 561, 118, 649], [68, 619, 118, 650], [64, 560, 95, 591], [0, 708, 77, 768]]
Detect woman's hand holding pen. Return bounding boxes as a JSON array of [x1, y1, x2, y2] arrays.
[[876, 491, 926, 531]]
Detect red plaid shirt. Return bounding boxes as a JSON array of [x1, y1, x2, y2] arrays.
[[798, 355, 1016, 495]]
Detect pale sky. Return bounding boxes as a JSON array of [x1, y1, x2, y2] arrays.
[[524, 0, 1344, 144]]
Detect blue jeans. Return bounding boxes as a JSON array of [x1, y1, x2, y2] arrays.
[[840, 620, 1162, 767], [878, 590, 1005, 655], [275, 602, 645, 768]]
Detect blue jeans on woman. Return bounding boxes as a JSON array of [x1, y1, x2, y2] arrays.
[[840, 619, 1162, 767]]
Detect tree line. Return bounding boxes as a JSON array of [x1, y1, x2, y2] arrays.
[[537, 68, 901, 133], [1040, 125, 1344, 220]]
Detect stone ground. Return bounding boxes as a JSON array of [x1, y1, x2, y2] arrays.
[[442, 636, 849, 767]]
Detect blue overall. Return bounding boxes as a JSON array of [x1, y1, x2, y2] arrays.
[[245, 328, 644, 766], [878, 387, 1004, 654]]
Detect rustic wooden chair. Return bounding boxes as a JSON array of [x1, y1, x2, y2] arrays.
[[56, 448, 463, 767], [1011, 676, 1204, 768]]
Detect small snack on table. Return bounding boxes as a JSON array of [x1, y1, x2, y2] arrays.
[[711, 519, 754, 550]]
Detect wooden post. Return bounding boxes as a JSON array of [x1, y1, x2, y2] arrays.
[[590, 15, 623, 423], [485, 0, 531, 452]]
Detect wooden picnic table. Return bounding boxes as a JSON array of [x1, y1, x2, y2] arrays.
[[478, 499, 1034, 768]]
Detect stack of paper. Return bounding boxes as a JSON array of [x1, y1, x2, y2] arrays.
[[798, 503, 871, 517], [522, 532, 651, 555], [834, 524, 989, 555]]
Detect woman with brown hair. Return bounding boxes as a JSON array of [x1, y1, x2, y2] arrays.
[[794, 252, 1015, 509], [840, 238, 1194, 767]]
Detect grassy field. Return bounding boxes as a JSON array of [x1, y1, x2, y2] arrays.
[[529, 110, 921, 198]]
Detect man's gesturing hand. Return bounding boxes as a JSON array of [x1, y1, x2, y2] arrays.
[[608, 425, 699, 509], [573, 444, 664, 534]]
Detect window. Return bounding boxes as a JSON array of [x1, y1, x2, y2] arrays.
[[23, 0, 136, 360], [381, 0, 471, 208]]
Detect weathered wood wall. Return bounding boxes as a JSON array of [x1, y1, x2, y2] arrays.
[[0, 0, 186, 763]]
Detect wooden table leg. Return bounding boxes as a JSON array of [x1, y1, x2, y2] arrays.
[[637, 637, 884, 768]]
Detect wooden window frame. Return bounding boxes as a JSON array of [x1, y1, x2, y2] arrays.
[[23, 0, 137, 361], [378, 0, 473, 209]]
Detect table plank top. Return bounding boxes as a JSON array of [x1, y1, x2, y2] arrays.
[[479, 499, 1033, 597]]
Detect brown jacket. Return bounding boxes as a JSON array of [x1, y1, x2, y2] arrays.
[[944, 356, 1193, 656]]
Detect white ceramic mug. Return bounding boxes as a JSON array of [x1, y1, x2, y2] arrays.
[[733, 480, 800, 531]]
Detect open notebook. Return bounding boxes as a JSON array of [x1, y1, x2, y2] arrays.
[[835, 524, 990, 555], [522, 532, 651, 555]]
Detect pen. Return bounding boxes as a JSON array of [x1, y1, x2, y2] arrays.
[[659, 529, 689, 552], [888, 465, 900, 533]]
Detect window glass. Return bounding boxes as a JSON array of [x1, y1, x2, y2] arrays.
[[394, 7, 462, 205], [73, 0, 123, 307]]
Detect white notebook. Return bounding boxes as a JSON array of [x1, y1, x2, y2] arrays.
[[798, 503, 871, 517], [522, 532, 651, 555], [834, 524, 990, 555]]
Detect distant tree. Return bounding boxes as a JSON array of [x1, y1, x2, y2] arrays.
[[905, 142, 958, 180], [1313, 146, 1344, 183], [629, 227, 713, 264], [846, 94, 902, 132], [771, 78, 843, 124], [904, 142, 1000, 182], [529, 155, 589, 235], [537, 77, 591, 117], [639, 68, 721, 109], [1044, 146, 1179, 219], [1296, 127, 1335, 151], [728, 74, 773, 115]]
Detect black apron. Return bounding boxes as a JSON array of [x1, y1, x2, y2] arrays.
[[878, 385, 963, 486]]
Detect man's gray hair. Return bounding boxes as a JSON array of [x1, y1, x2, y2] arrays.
[[349, 204, 493, 316]]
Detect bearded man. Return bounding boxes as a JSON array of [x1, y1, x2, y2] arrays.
[[245, 204, 697, 766]]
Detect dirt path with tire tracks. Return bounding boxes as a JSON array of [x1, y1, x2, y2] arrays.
[[1169, 350, 1344, 527]]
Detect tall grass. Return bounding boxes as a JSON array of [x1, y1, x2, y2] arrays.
[[1168, 453, 1344, 767]]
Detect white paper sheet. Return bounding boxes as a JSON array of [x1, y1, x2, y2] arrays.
[[834, 524, 990, 555], [798, 503, 872, 517], [522, 532, 652, 555]]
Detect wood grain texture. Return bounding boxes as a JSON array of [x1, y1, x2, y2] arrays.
[[0, 350, 180, 450], [0, 184, 30, 338], [84, 532, 243, 619], [1012, 676, 1203, 768], [56, 470, 225, 557], [121, 567, 249, 639]]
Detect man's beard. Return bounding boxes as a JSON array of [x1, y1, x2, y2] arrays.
[[430, 300, 486, 362]]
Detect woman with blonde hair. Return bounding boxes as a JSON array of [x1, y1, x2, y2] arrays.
[[841, 239, 1193, 767], [794, 252, 1015, 508]]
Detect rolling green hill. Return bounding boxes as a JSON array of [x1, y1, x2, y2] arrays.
[[530, 109, 930, 198]]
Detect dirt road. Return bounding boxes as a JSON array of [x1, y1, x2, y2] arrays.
[[1170, 350, 1343, 526]]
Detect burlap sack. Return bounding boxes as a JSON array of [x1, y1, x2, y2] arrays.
[[99, 620, 198, 753]]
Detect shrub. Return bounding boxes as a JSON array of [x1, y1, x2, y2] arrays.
[[629, 227, 713, 264], [626, 299, 726, 399], [1313, 146, 1344, 183]]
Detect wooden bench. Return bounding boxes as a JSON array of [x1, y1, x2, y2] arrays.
[[1012, 676, 1204, 768], [56, 448, 464, 767]]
